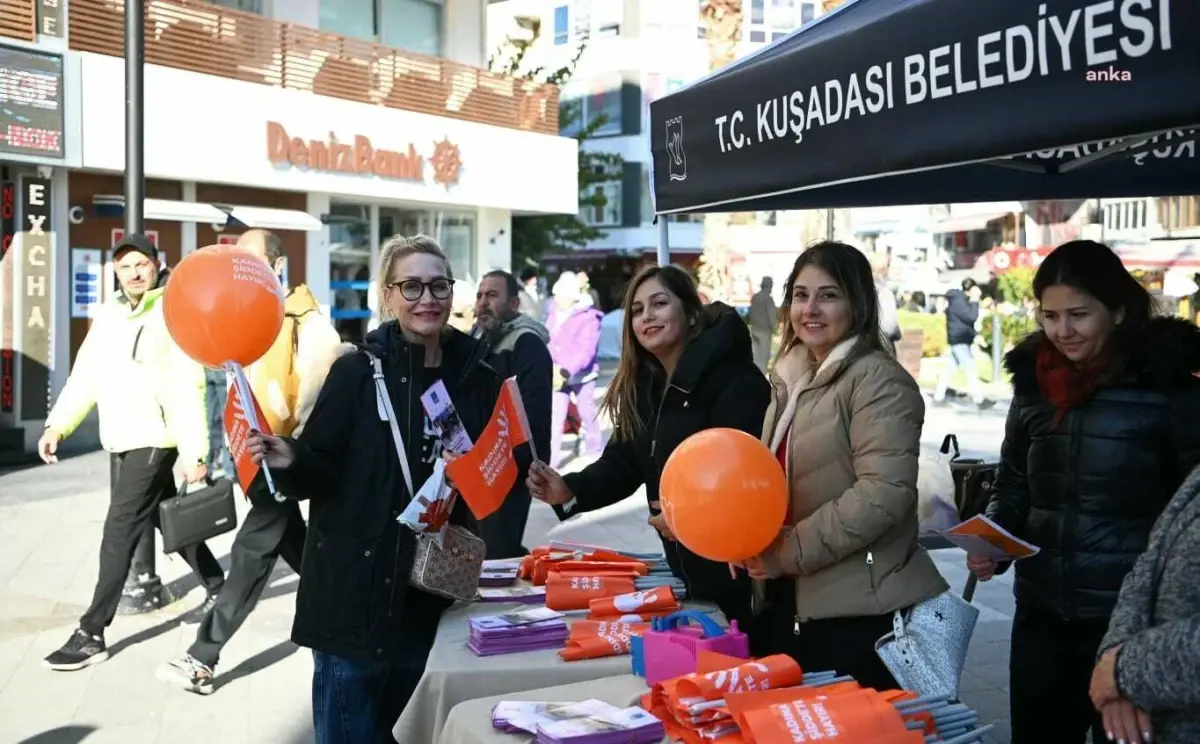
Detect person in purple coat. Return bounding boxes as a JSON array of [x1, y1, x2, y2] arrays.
[[546, 271, 604, 467]]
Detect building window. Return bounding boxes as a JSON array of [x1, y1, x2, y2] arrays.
[[320, 0, 443, 56], [560, 75, 623, 137], [1159, 196, 1200, 230], [581, 178, 622, 227], [745, 0, 818, 42], [553, 5, 570, 44]]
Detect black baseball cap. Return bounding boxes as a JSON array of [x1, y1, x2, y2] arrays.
[[113, 233, 158, 261]]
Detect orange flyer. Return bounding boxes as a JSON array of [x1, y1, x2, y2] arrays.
[[943, 514, 1040, 560], [223, 378, 272, 495]]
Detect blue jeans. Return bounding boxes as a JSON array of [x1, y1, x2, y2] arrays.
[[311, 642, 433, 743]]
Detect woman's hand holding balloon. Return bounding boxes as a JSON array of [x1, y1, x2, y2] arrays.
[[647, 501, 676, 541], [247, 430, 295, 469], [527, 461, 574, 506]]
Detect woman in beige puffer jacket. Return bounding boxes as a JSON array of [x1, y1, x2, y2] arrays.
[[741, 241, 947, 690]]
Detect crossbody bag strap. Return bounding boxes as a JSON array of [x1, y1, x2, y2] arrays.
[[366, 351, 415, 498]]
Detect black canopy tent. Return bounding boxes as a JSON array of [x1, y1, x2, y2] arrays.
[[648, 0, 1200, 245]]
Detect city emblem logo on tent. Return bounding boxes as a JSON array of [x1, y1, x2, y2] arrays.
[[665, 116, 687, 182]]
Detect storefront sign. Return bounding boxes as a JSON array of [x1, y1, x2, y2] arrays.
[[0, 181, 13, 413], [0, 46, 64, 158], [266, 121, 462, 188], [36, 0, 64, 38], [71, 248, 102, 319], [18, 176, 51, 420]]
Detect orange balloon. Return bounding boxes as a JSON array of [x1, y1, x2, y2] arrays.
[[163, 245, 285, 369], [659, 428, 789, 563]]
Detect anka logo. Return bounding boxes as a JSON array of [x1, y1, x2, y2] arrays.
[[665, 117, 687, 182], [1086, 65, 1131, 82]]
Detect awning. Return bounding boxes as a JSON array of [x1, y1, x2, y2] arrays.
[[931, 213, 1010, 234], [92, 196, 323, 232], [219, 205, 324, 232], [144, 199, 228, 223], [649, 0, 1200, 214], [1115, 240, 1200, 270]]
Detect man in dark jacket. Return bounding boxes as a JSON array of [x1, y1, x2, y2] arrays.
[[933, 278, 993, 409], [472, 270, 553, 558]]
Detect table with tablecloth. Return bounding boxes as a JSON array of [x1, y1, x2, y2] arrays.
[[392, 599, 723, 743], [436, 674, 663, 744]]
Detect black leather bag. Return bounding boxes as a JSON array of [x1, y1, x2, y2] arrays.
[[158, 478, 237, 554], [940, 434, 999, 522]]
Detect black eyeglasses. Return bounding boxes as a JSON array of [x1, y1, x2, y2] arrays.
[[389, 278, 454, 301]]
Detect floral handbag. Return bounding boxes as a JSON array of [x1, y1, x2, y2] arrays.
[[368, 351, 485, 603]]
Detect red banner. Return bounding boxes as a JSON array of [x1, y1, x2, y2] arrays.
[[446, 378, 531, 520]]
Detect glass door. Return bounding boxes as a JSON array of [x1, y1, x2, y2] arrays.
[[329, 203, 372, 342], [379, 207, 431, 244]]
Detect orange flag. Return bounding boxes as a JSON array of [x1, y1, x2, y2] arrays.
[[224, 378, 272, 495], [446, 377, 531, 520]]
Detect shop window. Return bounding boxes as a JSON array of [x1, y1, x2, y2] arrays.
[[553, 6, 570, 44], [580, 180, 622, 228], [320, 0, 443, 57], [745, 0, 817, 42], [328, 202, 372, 343], [434, 213, 476, 286]]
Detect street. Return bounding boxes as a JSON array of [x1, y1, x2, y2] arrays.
[[0, 392, 1014, 744]]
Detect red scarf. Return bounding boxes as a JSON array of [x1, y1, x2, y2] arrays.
[[1035, 338, 1107, 427]]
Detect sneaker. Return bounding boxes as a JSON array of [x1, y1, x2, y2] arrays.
[[118, 573, 166, 615], [179, 590, 221, 624], [43, 629, 108, 671], [156, 655, 215, 695], [978, 399, 997, 411]]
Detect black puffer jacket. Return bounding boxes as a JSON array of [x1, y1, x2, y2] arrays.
[[943, 289, 978, 345], [272, 323, 506, 663], [556, 304, 771, 627], [987, 317, 1200, 621]]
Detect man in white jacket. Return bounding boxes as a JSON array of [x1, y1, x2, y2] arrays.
[[157, 229, 348, 694]]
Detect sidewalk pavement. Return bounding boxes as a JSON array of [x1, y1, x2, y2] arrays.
[[0, 389, 1014, 744]]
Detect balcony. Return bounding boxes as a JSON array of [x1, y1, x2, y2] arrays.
[[68, 0, 559, 135], [0, 0, 34, 41]]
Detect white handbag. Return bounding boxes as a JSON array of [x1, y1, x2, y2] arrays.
[[874, 590, 979, 698]]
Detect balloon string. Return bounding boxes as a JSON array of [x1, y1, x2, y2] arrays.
[[227, 362, 283, 502]]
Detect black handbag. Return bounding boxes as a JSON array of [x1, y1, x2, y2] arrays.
[[158, 478, 238, 554], [940, 434, 999, 521]]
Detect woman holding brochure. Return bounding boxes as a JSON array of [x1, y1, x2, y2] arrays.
[[527, 265, 770, 642], [245, 235, 509, 744], [968, 240, 1200, 744]]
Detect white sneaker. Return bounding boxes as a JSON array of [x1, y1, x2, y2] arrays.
[[156, 655, 215, 695]]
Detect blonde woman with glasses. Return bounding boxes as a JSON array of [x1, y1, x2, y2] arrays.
[[247, 235, 511, 743]]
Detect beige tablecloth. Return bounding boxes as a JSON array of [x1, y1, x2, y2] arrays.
[[393, 600, 722, 743], [437, 674, 665, 744]]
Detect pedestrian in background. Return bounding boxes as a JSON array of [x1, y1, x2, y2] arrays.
[[748, 276, 777, 373], [39, 234, 223, 672], [934, 277, 994, 409], [472, 269, 553, 558], [968, 240, 1200, 744], [518, 266, 544, 323], [158, 229, 347, 695], [545, 272, 603, 467]]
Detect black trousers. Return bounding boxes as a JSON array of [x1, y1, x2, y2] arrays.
[[1009, 603, 1108, 744], [763, 580, 899, 690], [188, 498, 307, 667], [79, 448, 226, 636]]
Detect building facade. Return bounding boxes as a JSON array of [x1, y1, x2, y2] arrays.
[[0, 0, 577, 456]]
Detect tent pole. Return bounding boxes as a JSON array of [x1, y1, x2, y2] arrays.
[[657, 218, 670, 267]]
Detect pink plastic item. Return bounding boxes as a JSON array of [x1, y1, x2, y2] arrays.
[[640, 610, 750, 686]]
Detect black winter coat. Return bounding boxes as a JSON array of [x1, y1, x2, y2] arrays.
[[987, 317, 1200, 622], [944, 289, 979, 346], [273, 322, 506, 663], [557, 304, 771, 625]]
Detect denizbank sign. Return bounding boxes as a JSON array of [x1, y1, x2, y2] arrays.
[[266, 122, 462, 189]]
